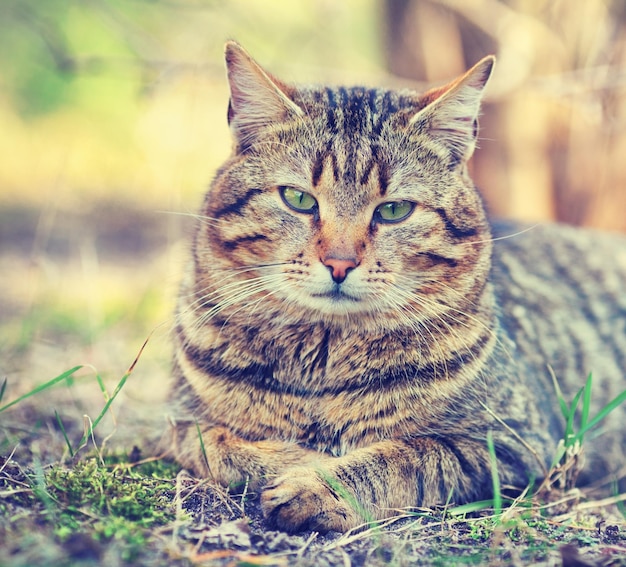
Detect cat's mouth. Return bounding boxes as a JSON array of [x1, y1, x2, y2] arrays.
[[310, 285, 361, 303]]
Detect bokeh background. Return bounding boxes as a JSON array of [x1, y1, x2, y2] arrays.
[[1, 0, 625, 440]]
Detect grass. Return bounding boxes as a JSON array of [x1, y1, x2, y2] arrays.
[[554, 372, 626, 457]]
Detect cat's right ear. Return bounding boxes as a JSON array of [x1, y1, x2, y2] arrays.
[[224, 41, 303, 148]]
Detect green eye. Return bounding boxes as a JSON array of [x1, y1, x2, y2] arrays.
[[375, 200, 415, 223], [280, 186, 318, 213]]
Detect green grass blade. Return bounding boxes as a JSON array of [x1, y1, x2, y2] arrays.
[[0, 366, 83, 414], [77, 334, 151, 448], [549, 368, 569, 420], [78, 369, 129, 447], [319, 469, 375, 527], [447, 499, 496, 516], [551, 443, 567, 468], [578, 373, 593, 442], [0, 377, 7, 404], [54, 410, 75, 458], [486, 430, 502, 518], [564, 387, 584, 446], [578, 387, 626, 439], [95, 372, 109, 401], [195, 420, 210, 471]]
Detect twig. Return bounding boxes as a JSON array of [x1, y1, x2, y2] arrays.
[[574, 493, 626, 511], [296, 531, 318, 559]]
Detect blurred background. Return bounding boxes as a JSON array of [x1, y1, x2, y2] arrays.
[[1, 0, 625, 440]]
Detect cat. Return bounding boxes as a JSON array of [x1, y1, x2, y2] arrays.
[[167, 41, 626, 534]]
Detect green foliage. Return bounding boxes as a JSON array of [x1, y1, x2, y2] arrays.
[[0, 347, 179, 561], [195, 419, 210, 474], [318, 467, 376, 528], [0, 333, 150, 458], [0, 0, 141, 118], [485, 430, 502, 518], [103, 452, 180, 480], [2, 416, 181, 564], [54, 409, 75, 457]]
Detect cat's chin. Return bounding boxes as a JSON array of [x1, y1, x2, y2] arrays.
[[279, 280, 400, 323], [302, 296, 364, 315], [287, 282, 366, 314]]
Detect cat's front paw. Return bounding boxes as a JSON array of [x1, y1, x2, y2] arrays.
[[260, 468, 363, 533]]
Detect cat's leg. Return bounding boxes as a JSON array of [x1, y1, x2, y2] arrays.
[[261, 436, 527, 533], [167, 421, 323, 489]]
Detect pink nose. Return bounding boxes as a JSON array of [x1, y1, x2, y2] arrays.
[[322, 257, 358, 284]]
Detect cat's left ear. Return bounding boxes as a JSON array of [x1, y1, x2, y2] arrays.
[[224, 41, 304, 148], [410, 55, 495, 164]]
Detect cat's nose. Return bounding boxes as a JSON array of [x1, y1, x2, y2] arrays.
[[322, 257, 358, 284]]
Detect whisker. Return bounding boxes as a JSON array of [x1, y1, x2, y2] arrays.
[[177, 262, 291, 303], [392, 274, 511, 364], [371, 288, 450, 379], [460, 224, 539, 246], [156, 210, 227, 228], [219, 261, 293, 274], [180, 273, 289, 336]]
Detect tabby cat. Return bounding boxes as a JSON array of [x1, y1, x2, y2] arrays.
[[168, 41, 626, 533]]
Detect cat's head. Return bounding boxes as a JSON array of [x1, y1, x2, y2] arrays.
[[198, 42, 495, 329]]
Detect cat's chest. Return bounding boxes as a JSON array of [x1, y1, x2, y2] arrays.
[[218, 371, 454, 455], [239, 388, 414, 454], [201, 322, 487, 451]]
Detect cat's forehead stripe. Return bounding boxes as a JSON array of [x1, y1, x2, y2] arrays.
[[311, 152, 325, 187], [318, 86, 407, 137]]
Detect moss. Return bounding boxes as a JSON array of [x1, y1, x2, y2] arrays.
[[0, 454, 180, 564], [44, 457, 177, 528]]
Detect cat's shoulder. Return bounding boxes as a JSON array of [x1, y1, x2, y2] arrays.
[[491, 219, 626, 257]]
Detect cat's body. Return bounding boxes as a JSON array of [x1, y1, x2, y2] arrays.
[[168, 42, 626, 533]]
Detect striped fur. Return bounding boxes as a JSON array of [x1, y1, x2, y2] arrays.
[[166, 42, 626, 533]]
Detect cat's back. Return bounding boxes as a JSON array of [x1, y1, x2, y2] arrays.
[[490, 221, 626, 476]]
